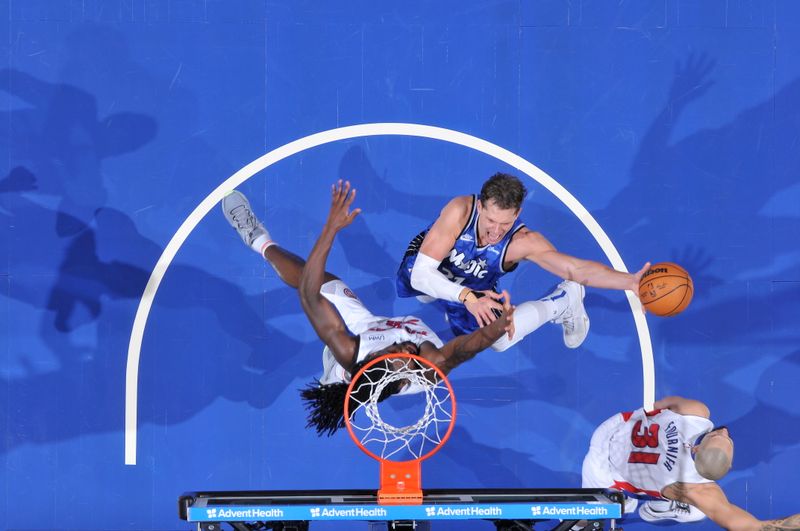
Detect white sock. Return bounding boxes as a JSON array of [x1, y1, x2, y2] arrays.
[[491, 300, 552, 352], [251, 231, 273, 253]]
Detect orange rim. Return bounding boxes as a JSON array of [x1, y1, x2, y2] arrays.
[[344, 352, 457, 463]]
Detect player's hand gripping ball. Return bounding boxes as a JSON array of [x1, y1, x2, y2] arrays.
[[639, 262, 693, 317]]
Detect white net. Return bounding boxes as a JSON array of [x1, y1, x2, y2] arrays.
[[346, 354, 455, 462]]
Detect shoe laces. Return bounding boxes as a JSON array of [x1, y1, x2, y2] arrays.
[[559, 304, 575, 331], [230, 205, 256, 231], [671, 501, 692, 515]]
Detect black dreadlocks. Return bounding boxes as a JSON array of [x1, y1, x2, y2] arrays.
[[299, 356, 403, 436]]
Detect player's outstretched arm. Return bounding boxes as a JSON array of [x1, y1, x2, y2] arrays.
[[654, 396, 710, 417], [427, 290, 514, 374], [758, 515, 800, 531], [671, 482, 800, 531], [298, 181, 361, 369], [509, 230, 649, 293]]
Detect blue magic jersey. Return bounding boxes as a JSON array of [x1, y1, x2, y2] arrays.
[[396, 195, 525, 335]]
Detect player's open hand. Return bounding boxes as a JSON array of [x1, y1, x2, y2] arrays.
[[325, 180, 362, 233], [631, 262, 651, 293], [498, 290, 515, 340], [464, 289, 506, 327], [631, 261, 651, 312]]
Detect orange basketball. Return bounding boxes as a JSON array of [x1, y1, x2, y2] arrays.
[[638, 262, 693, 317]]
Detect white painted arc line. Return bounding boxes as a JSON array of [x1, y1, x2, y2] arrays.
[[125, 122, 654, 465]]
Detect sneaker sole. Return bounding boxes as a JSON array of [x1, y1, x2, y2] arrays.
[[565, 316, 589, 349]]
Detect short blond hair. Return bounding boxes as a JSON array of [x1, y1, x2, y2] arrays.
[[695, 447, 732, 480]]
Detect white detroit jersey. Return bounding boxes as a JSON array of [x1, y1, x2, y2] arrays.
[[317, 280, 444, 394], [582, 408, 714, 497]]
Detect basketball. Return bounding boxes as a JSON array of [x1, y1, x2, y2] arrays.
[[638, 262, 693, 317]]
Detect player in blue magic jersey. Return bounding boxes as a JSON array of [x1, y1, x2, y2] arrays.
[[397, 173, 651, 351], [224, 181, 515, 435]]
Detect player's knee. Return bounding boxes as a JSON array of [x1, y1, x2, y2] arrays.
[[491, 337, 512, 352]]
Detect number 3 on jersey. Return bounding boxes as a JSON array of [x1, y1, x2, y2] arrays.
[[628, 420, 660, 465]]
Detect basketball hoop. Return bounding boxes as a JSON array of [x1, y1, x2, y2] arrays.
[[344, 353, 456, 505]]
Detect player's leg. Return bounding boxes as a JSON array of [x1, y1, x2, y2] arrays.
[[491, 280, 588, 351], [553, 280, 590, 349], [222, 190, 337, 288], [262, 245, 339, 289], [490, 299, 556, 351], [222, 190, 379, 337]]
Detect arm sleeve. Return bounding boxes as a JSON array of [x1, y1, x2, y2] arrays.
[[410, 253, 464, 303]]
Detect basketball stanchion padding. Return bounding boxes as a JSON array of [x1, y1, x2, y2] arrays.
[[344, 353, 456, 505]]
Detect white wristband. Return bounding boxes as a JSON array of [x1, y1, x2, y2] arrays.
[[410, 253, 464, 303]]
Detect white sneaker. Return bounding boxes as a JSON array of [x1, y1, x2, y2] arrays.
[[222, 190, 269, 249], [552, 280, 590, 349], [639, 499, 706, 523]]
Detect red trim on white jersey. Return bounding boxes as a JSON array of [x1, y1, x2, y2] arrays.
[[621, 409, 662, 422], [612, 481, 662, 499]]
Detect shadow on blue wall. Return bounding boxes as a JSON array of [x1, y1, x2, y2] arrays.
[[1, 14, 799, 526]]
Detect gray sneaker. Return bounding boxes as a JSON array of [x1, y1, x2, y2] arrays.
[[639, 499, 706, 523], [222, 190, 267, 248], [553, 280, 590, 349]]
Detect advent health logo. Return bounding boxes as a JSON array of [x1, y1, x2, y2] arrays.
[[424, 505, 503, 517], [531, 505, 612, 518], [206, 507, 285, 519], [309, 506, 388, 518]]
